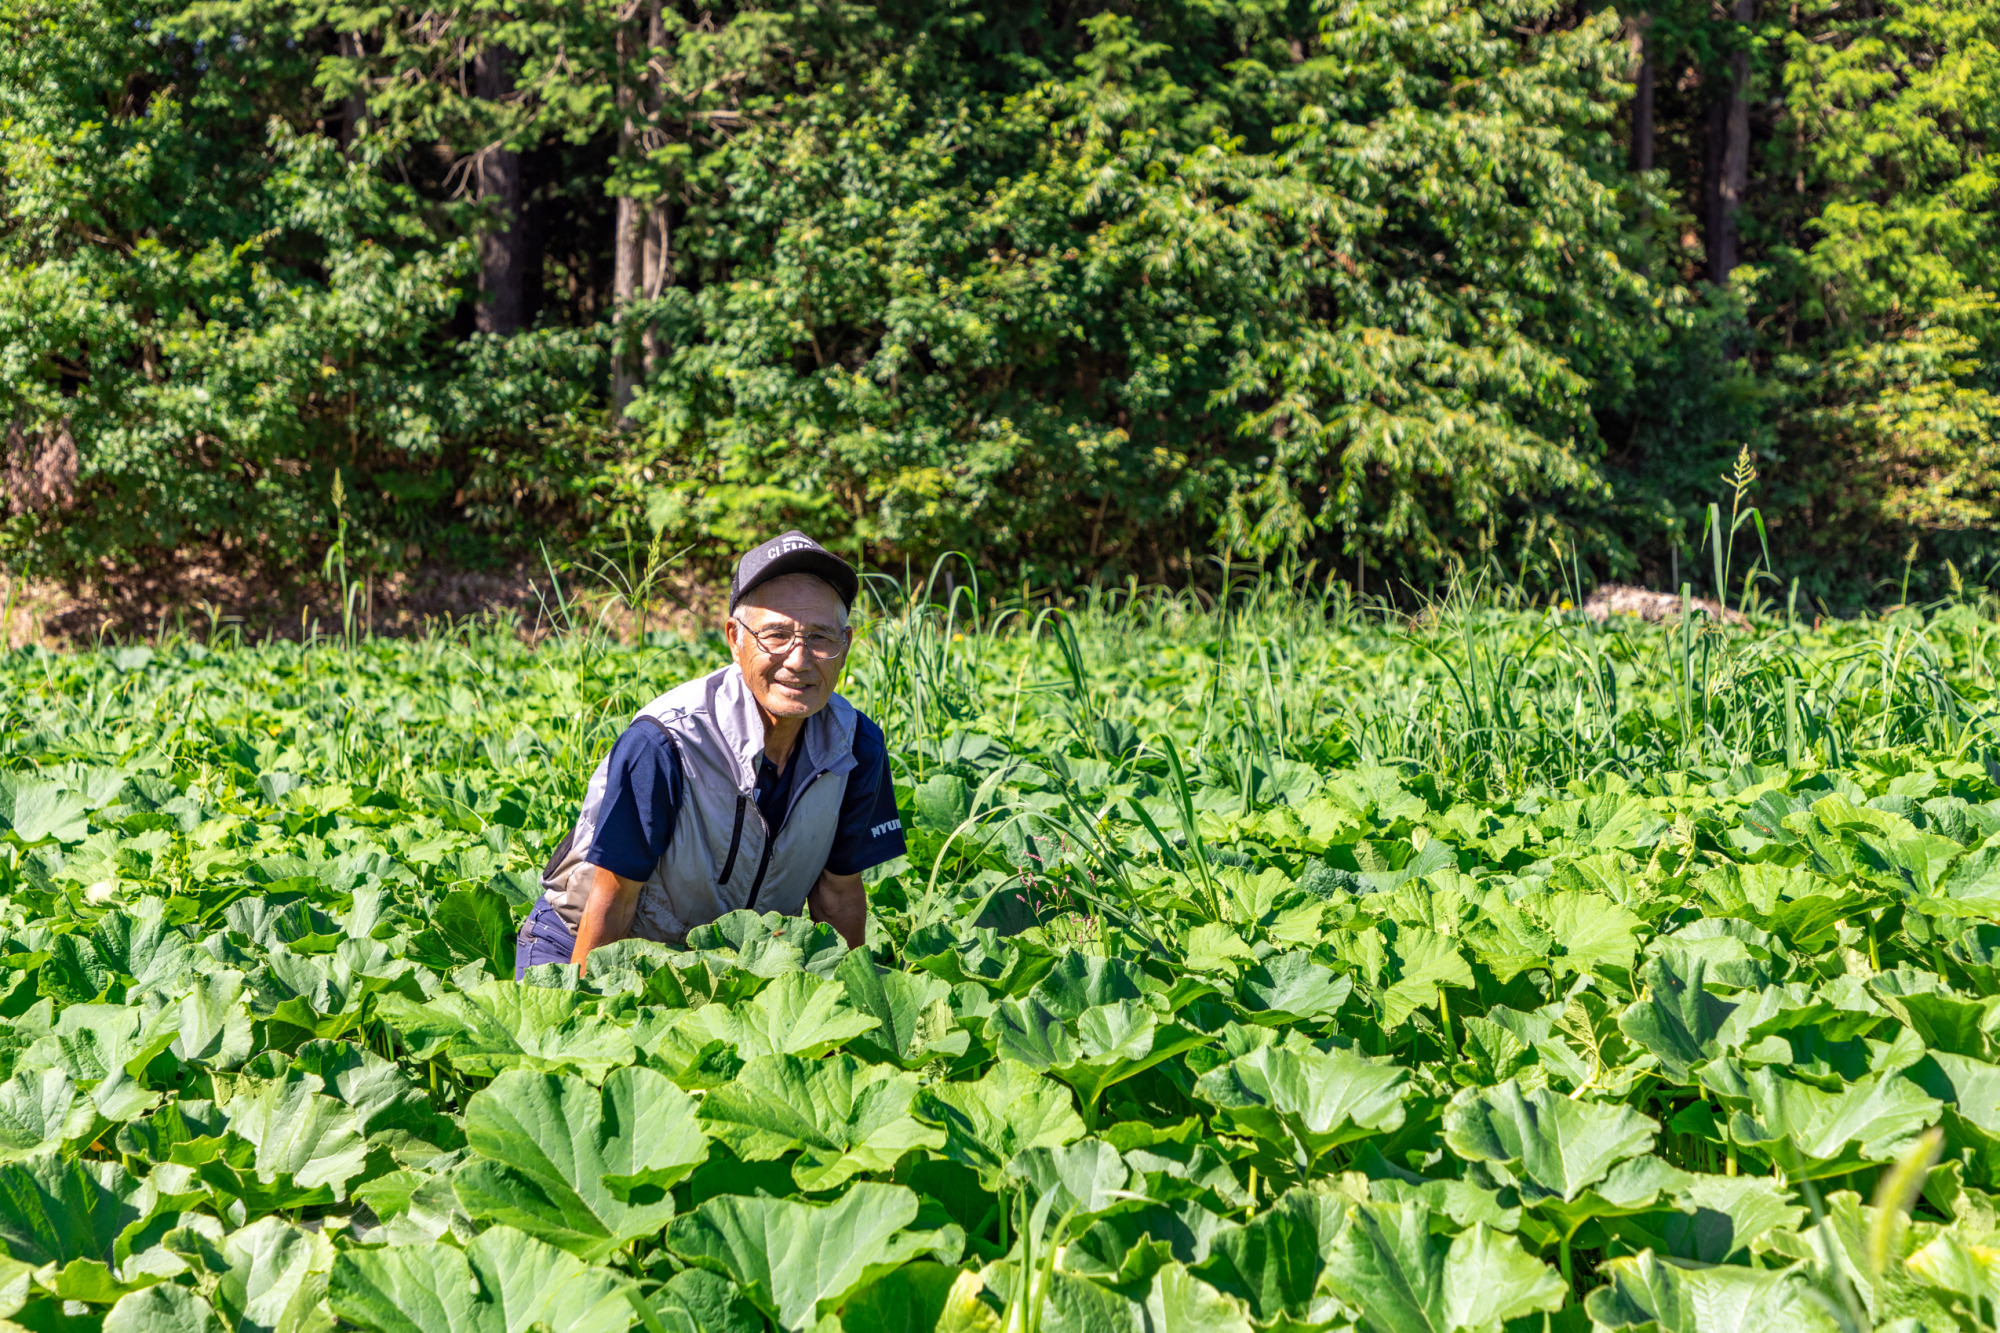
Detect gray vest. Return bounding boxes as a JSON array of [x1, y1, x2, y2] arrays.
[[540, 665, 859, 944]]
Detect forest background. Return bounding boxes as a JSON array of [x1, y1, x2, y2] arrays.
[[2, 0, 1997, 614]]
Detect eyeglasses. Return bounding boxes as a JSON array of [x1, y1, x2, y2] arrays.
[[732, 617, 848, 660]]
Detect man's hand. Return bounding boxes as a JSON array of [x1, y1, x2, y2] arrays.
[[571, 864, 642, 974], [807, 868, 866, 950]]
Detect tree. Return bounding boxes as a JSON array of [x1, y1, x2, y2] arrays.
[[1630, 12, 1657, 173], [474, 46, 527, 335], [1706, 0, 1754, 284]]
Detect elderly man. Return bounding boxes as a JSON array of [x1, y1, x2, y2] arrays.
[[514, 532, 905, 977]]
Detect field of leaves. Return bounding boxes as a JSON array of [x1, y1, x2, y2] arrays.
[[2, 585, 2000, 1332]]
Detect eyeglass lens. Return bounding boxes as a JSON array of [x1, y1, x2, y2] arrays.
[[738, 619, 845, 658]]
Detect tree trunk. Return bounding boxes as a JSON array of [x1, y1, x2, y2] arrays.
[[1630, 16, 1655, 173], [641, 206, 670, 375], [611, 0, 670, 417], [474, 47, 525, 336], [639, 0, 670, 378], [609, 20, 644, 422], [1708, 0, 1754, 284], [611, 190, 644, 420], [337, 31, 368, 152]]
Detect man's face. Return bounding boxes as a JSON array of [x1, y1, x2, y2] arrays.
[[725, 575, 852, 721]]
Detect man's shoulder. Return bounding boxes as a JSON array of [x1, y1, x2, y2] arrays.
[[608, 714, 679, 767], [638, 666, 735, 722]]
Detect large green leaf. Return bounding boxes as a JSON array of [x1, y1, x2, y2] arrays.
[[696, 1053, 944, 1192], [1537, 892, 1644, 980], [1755, 1190, 1964, 1330], [1028, 952, 1149, 1021], [117, 1098, 230, 1169], [0, 1068, 98, 1163], [224, 898, 342, 952], [822, 1262, 995, 1333], [88, 902, 199, 995], [105, 1283, 225, 1333], [355, 1168, 475, 1246], [1376, 928, 1473, 1029], [331, 1226, 642, 1333], [912, 775, 972, 834], [1931, 845, 2000, 917], [1442, 1081, 1657, 1204], [1869, 968, 2000, 1060], [170, 970, 258, 1071], [211, 1069, 371, 1203], [455, 1066, 708, 1259], [1546, 795, 1668, 855], [686, 912, 848, 980], [1585, 1251, 1842, 1332], [1139, 1263, 1256, 1333], [1065, 1202, 1219, 1285], [912, 1060, 1087, 1189], [1320, 1202, 1564, 1333], [648, 1268, 768, 1333], [987, 995, 1078, 1069], [1619, 954, 1735, 1083], [1193, 1042, 1409, 1170], [835, 950, 971, 1069], [1196, 1184, 1349, 1324], [1004, 1138, 1134, 1220], [1235, 953, 1354, 1025], [377, 982, 636, 1079], [409, 887, 518, 981], [1908, 1048, 2000, 1187], [290, 1040, 440, 1143], [29, 1001, 178, 1120], [1907, 1231, 2000, 1323], [1699, 1059, 1942, 1177], [1, 781, 90, 844], [256, 940, 416, 1040], [993, 995, 1210, 1110], [665, 1182, 959, 1331], [0, 1153, 160, 1301], [42, 932, 117, 1005], [1607, 1173, 1806, 1265], [676, 971, 880, 1059], [200, 1216, 336, 1333]]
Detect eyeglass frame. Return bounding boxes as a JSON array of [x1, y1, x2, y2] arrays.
[[729, 615, 851, 661]]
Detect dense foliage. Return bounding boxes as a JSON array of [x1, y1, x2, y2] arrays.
[[2, 0, 1997, 603], [2, 588, 2000, 1328]]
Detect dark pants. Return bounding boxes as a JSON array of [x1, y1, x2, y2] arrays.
[[514, 897, 578, 980]]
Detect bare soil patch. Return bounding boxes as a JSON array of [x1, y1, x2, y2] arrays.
[[1580, 583, 1747, 626], [1, 549, 718, 649]]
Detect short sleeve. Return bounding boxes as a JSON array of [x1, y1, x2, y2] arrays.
[[583, 722, 683, 882], [824, 714, 906, 876]]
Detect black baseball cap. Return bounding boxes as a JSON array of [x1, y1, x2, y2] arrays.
[[729, 531, 860, 612]]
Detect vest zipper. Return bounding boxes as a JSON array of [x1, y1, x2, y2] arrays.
[[716, 793, 747, 885], [745, 767, 824, 911], [744, 834, 777, 909]]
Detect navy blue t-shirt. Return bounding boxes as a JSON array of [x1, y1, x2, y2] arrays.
[[582, 712, 905, 882]]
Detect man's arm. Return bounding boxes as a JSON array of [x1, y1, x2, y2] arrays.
[[570, 864, 643, 974], [807, 869, 866, 949]]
